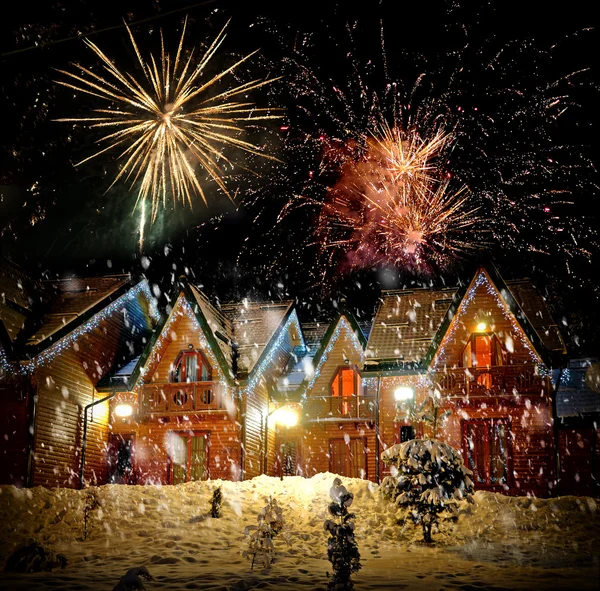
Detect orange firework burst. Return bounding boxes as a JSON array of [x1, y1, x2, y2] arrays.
[[316, 122, 481, 271], [55, 17, 280, 221]]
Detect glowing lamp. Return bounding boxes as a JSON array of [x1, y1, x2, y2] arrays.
[[271, 407, 298, 428], [476, 322, 487, 332], [115, 404, 133, 418], [394, 386, 414, 402]]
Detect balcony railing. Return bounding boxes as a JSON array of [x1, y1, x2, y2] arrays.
[[430, 365, 544, 397], [304, 395, 377, 422], [140, 382, 226, 415]]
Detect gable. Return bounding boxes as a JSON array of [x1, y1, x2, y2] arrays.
[[137, 293, 233, 386], [304, 315, 365, 396], [430, 269, 543, 370]]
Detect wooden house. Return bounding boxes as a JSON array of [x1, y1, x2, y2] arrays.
[[0, 259, 158, 487], [271, 311, 374, 480], [362, 266, 568, 497], [553, 358, 600, 497], [98, 281, 303, 485]]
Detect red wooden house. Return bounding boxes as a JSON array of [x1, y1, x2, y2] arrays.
[[362, 266, 567, 496], [0, 259, 158, 487], [98, 280, 303, 485]]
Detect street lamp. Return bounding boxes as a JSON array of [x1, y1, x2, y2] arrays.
[[271, 406, 299, 480], [393, 386, 416, 441]]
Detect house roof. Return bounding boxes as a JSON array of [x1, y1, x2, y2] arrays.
[[275, 311, 367, 400], [505, 279, 566, 354], [556, 359, 600, 417], [221, 300, 294, 377], [365, 287, 457, 368], [0, 258, 43, 350], [26, 275, 132, 348]]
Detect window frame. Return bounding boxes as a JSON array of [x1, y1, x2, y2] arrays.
[[329, 365, 362, 416], [462, 418, 513, 489], [460, 333, 506, 369], [171, 349, 213, 383]]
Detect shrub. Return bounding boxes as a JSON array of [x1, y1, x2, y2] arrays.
[[324, 478, 361, 590], [210, 486, 222, 518], [243, 496, 284, 569]]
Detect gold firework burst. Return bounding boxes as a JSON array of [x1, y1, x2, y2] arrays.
[[55, 17, 281, 220]]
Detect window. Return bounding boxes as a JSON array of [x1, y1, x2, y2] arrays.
[[280, 441, 297, 476], [167, 431, 209, 484], [462, 335, 504, 368], [171, 350, 212, 383], [329, 437, 367, 479], [331, 366, 361, 416], [399, 425, 415, 442], [463, 419, 511, 487]]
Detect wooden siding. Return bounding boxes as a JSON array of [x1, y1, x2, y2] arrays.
[[0, 376, 32, 486], [33, 350, 109, 487], [558, 427, 600, 497], [432, 277, 541, 369], [243, 381, 268, 479], [27, 293, 151, 488], [307, 324, 363, 400], [148, 313, 222, 383], [110, 411, 241, 483], [297, 422, 377, 482]]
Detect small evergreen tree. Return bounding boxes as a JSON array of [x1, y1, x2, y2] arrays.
[[324, 478, 361, 590], [82, 488, 101, 541], [381, 439, 474, 543], [243, 497, 284, 569], [210, 486, 222, 518]]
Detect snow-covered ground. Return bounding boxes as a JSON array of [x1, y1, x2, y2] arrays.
[[0, 473, 598, 590]]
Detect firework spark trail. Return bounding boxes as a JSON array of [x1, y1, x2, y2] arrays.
[[249, 13, 598, 289], [313, 121, 482, 273], [55, 17, 281, 224]]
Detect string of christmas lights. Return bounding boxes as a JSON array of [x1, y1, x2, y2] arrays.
[[431, 270, 542, 370], [2, 280, 159, 375], [137, 295, 233, 393], [303, 316, 364, 395]]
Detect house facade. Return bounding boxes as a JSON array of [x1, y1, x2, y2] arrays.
[[2, 260, 597, 496]]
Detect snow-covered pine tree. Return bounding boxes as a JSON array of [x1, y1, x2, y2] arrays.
[[243, 496, 284, 569], [381, 439, 475, 543], [324, 478, 361, 590], [210, 486, 222, 518]]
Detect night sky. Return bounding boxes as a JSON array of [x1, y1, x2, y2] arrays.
[[1, 1, 598, 353]]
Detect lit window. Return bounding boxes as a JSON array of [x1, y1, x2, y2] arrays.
[[171, 351, 212, 383], [462, 334, 505, 369], [331, 366, 360, 416]]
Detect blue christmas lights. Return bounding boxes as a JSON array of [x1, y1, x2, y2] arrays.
[[2, 280, 159, 375], [244, 310, 302, 394]]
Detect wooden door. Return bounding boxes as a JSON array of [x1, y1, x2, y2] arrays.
[[168, 431, 209, 484], [329, 437, 367, 479]]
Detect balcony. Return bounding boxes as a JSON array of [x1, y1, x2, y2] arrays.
[[430, 365, 544, 398], [140, 382, 226, 415], [304, 395, 377, 422]]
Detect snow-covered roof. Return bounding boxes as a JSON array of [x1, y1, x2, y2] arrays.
[[366, 287, 457, 364], [221, 300, 294, 376], [556, 359, 600, 417]]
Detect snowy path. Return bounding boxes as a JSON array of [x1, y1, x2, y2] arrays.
[[1, 474, 598, 590]]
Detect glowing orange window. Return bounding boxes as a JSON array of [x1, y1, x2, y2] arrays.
[[331, 367, 359, 416]]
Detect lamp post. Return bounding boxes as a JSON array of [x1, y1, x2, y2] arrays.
[[393, 386, 416, 441], [271, 406, 299, 480]]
